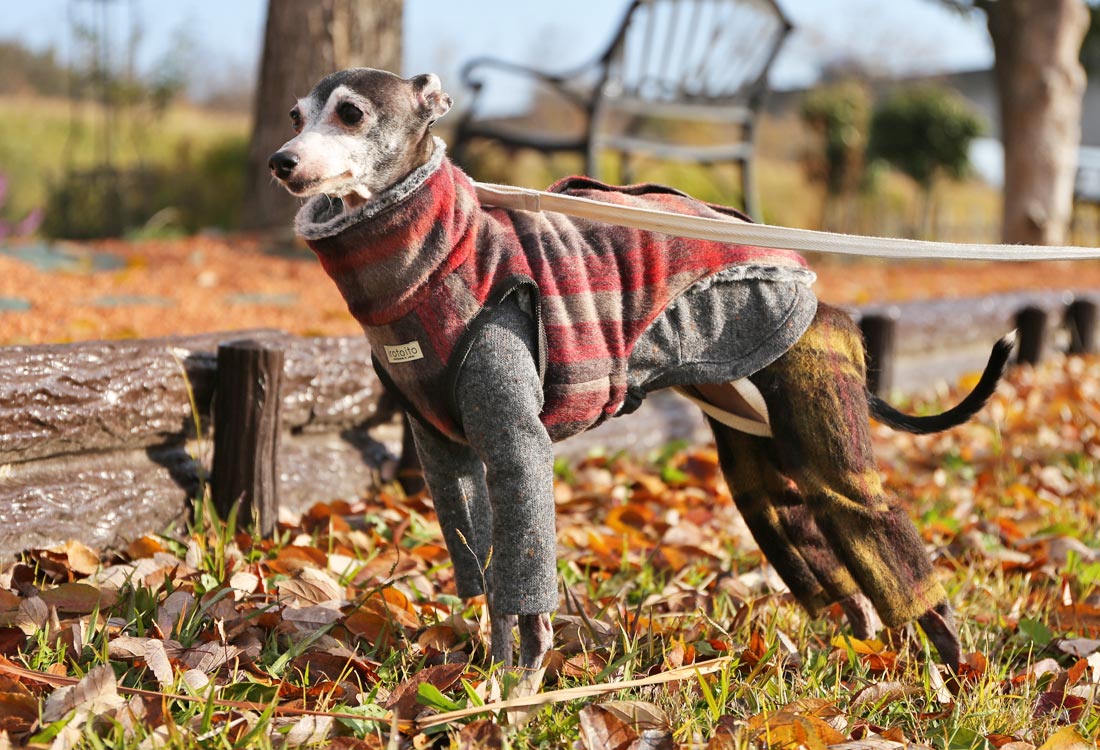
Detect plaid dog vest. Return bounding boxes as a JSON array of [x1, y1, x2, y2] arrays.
[[297, 144, 814, 443]]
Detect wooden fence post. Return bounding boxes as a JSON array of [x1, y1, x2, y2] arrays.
[[212, 339, 285, 536], [1014, 306, 1049, 365], [859, 311, 898, 397], [1067, 298, 1098, 354]]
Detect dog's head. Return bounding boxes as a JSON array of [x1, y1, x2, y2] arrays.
[[268, 68, 452, 209]]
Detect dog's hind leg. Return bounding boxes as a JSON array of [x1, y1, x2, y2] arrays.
[[748, 305, 961, 668], [708, 417, 880, 638]]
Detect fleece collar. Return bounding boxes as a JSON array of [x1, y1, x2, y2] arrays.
[[293, 137, 448, 241]]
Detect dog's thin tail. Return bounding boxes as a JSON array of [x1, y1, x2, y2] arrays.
[[868, 332, 1015, 435]]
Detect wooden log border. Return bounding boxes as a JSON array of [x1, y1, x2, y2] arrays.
[[0, 290, 1097, 557], [0, 330, 399, 556]]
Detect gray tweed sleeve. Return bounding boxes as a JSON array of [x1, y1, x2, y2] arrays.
[[453, 300, 559, 615], [407, 417, 492, 599]]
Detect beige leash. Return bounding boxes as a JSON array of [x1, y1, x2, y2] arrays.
[[474, 179, 1099, 436], [474, 181, 1100, 261]]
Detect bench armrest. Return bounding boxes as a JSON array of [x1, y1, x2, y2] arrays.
[[459, 56, 601, 112]]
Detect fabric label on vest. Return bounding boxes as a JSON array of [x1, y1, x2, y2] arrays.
[[384, 341, 424, 364]]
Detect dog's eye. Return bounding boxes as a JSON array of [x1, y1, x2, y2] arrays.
[[337, 102, 363, 126], [290, 109, 303, 133]]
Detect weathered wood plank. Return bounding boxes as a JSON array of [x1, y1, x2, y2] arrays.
[[0, 330, 282, 464], [278, 424, 402, 516], [279, 336, 386, 430], [0, 332, 388, 464], [0, 422, 403, 557], [0, 445, 197, 554]]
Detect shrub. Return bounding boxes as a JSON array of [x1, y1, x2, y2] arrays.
[[800, 80, 872, 197], [800, 80, 872, 230], [42, 135, 248, 239], [867, 85, 984, 191]]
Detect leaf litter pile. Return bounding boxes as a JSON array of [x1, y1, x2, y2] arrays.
[[0, 355, 1098, 749]]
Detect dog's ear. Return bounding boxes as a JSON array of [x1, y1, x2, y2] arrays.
[[411, 73, 452, 124]]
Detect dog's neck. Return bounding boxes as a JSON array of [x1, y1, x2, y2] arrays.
[[340, 135, 437, 212], [294, 137, 448, 241]]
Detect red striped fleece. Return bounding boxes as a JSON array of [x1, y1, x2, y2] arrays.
[[302, 157, 812, 443]]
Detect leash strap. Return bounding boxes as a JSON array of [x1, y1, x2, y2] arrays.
[[474, 182, 1100, 261]]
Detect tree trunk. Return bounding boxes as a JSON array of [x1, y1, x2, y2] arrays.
[[984, 0, 1088, 245], [242, 0, 403, 231]]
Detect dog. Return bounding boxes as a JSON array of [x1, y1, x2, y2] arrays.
[[270, 68, 1012, 672]]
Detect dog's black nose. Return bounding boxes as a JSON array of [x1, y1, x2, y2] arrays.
[[268, 151, 299, 179]]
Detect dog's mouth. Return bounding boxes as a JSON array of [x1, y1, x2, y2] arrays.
[[288, 173, 374, 212], [283, 171, 359, 199]]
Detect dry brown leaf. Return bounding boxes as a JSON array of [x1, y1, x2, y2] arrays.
[[13, 597, 48, 636], [144, 639, 175, 687], [0, 692, 38, 735], [417, 624, 461, 651], [578, 704, 637, 750], [282, 603, 344, 631], [282, 714, 333, 747], [157, 590, 195, 638], [0, 592, 20, 614], [505, 666, 546, 728], [181, 642, 243, 674], [268, 546, 329, 575], [125, 536, 165, 559], [0, 630, 25, 658], [277, 568, 345, 606], [600, 700, 669, 731], [850, 681, 922, 711], [49, 541, 100, 577], [42, 664, 125, 723], [457, 719, 505, 750], [1057, 638, 1100, 659], [707, 715, 743, 750], [384, 661, 466, 721], [830, 737, 906, 750], [229, 571, 261, 600], [288, 650, 377, 687], [38, 583, 117, 614]]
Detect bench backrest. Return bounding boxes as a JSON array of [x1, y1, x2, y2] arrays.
[[598, 0, 793, 105]]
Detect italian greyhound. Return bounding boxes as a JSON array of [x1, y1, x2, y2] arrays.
[[270, 68, 1011, 673]]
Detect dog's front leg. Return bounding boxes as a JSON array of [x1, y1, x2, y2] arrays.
[[407, 418, 493, 600], [456, 300, 559, 670]]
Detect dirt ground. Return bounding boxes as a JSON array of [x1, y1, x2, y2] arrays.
[[1, 234, 1099, 345]]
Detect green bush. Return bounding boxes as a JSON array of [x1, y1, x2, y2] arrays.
[[867, 85, 984, 190], [41, 135, 248, 239], [800, 80, 872, 198]]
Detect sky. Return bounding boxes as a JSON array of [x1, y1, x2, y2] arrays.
[[0, 0, 994, 98]]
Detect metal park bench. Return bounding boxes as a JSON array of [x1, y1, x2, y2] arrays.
[[451, 0, 793, 217]]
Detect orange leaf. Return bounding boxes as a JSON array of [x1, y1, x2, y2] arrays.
[[126, 536, 165, 560], [831, 635, 888, 655], [267, 545, 328, 575], [748, 711, 846, 748], [1036, 727, 1093, 750]]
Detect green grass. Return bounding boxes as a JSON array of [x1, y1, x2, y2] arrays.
[[0, 95, 247, 223]]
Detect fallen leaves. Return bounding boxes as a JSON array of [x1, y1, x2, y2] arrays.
[[0, 355, 1095, 746]]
